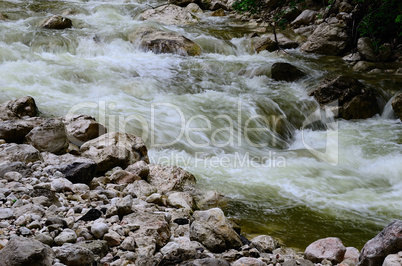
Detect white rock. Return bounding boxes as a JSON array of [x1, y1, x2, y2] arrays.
[[54, 229, 77, 246], [91, 223, 109, 239]]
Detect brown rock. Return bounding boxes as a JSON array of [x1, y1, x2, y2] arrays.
[[271, 62, 305, 82], [147, 164, 196, 193], [0, 96, 38, 121], [304, 237, 346, 264], [0, 143, 43, 164], [41, 15, 72, 29], [252, 37, 278, 53], [63, 114, 107, 146]]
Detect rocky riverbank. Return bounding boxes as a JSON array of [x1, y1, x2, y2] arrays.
[[0, 96, 401, 265]]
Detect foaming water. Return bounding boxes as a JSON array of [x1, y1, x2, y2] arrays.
[[1, 0, 402, 250]]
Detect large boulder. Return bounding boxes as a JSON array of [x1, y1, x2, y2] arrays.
[[383, 253, 402, 266], [0, 236, 54, 266], [250, 235, 280, 253], [358, 220, 402, 266], [271, 62, 305, 82], [80, 132, 148, 172], [159, 237, 209, 264], [304, 237, 346, 264], [42, 152, 97, 184], [63, 114, 107, 146], [391, 92, 402, 120], [53, 243, 95, 266], [0, 117, 44, 143], [0, 143, 43, 163], [139, 4, 201, 25], [357, 37, 377, 62], [147, 164, 196, 193], [128, 26, 201, 56], [189, 208, 242, 253], [251, 37, 278, 53], [24, 119, 69, 155], [309, 76, 380, 120], [41, 15, 72, 29], [0, 96, 38, 121], [291, 9, 317, 26], [300, 24, 348, 56]]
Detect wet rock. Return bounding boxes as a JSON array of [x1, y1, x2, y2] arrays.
[[77, 208, 102, 221], [250, 235, 280, 253], [125, 160, 149, 179], [232, 257, 266, 265], [252, 37, 278, 53], [0, 143, 43, 163], [41, 15, 72, 29], [383, 252, 402, 266], [53, 243, 95, 266], [353, 61, 376, 72], [0, 117, 44, 143], [358, 220, 402, 266], [160, 237, 208, 264], [24, 119, 69, 155], [80, 132, 148, 172], [63, 114, 107, 146], [0, 236, 54, 266], [304, 237, 346, 264], [291, 9, 317, 26], [267, 33, 299, 49], [357, 37, 377, 62], [343, 52, 362, 62], [300, 24, 348, 55], [43, 152, 97, 184], [212, 8, 226, 16], [190, 208, 242, 253], [139, 4, 200, 25], [147, 164, 196, 193], [128, 26, 202, 56], [391, 92, 402, 120], [310, 75, 380, 120], [271, 62, 305, 82], [91, 223, 109, 239]]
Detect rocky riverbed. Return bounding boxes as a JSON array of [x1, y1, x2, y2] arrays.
[[0, 96, 401, 265]]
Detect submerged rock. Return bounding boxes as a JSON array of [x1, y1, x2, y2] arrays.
[[271, 62, 305, 82], [0, 236, 54, 266], [310, 75, 380, 120], [391, 92, 402, 120], [358, 220, 402, 266], [304, 237, 346, 264], [41, 15, 72, 29], [128, 26, 202, 56]]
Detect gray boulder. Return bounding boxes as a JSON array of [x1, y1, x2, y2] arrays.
[[357, 37, 377, 62], [41, 15, 72, 29], [291, 9, 317, 26], [148, 164, 196, 193], [0, 236, 54, 266], [53, 243, 95, 266], [391, 92, 402, 120], [80, 132, 148, 172], [358, 220, 402, 266], [76, 240, 108, 262], [63, 114, 107, 146], [301, 23, 348, 56], [24, 119, 69, 155], [271, 62, 305, 82], [190, 208, 242, 253], [250, 235, 280, 253], [304, 237, 346, 264], [383, 252, 402, 266], [128, 26, 202, 56], [0, 96, 38, 121], [0, 117, 44, 143], [0, 143, 43, 163]]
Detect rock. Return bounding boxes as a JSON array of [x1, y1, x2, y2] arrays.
[[80, 132, 148, 172], [35, 232, 54, 246], [190, 208, 242, 253], [53, 243, 95, 266], [232, 257, 266, 266], [0, 143, 42, 163], [125, 160, 149, 179], [43, 152, 97, 184], [339, 1, 353, 12], [54, 229, 78, 245], [0, 13, 8, 20], [251, 37, 278, 53], [103, 231, 122, 247], [291, 10, 317, 26], [271, 62, 305, 82], [266, 33, 299, 49], [343, 247, 360, 264], [78, 208, 102, 221], [357, 37, 377, 62], [0, 96, 38, 121], [139, 4, 200, 25], [167, 192, 194, 210], [183, 258, 231, 265], [301, 24, 348, 55], [147, 164, 196, 193], [195, 190, 224, 209], [0, 161, 31, 178], [128, 26, 201, 56], [391, 92, 402, 120], [41, 15, 72, 29], [212, 8, 225, 16], [0, 236, 54, 266], [24, 119, 69, 155], [124, 180, 157, 198], [343, 52, 362, 62], [250, 235, 280, 253], [383, 253, 402, 266], [0, 208, 14, 219], [282, 259, 314, 266], [304, 237, 346, 264], [358, 220, 402, 266], [109, 170, 141, 184], [294, 25, 316, 36], [0, 117, 43, 143], [63, 114, 107, 146], [353, 61, 376, 72], [91, 223, 109, 239], [310, 75, 380, 120], [76, 240, 108, 262], [116, 195, 134, 216], [378, 43, 392, 62], [159, 237, 208, 264], [120, 236, 136, 251], [13, 203, 45, 218]]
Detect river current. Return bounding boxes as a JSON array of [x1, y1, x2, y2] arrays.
[[1, 0, 402, 250]]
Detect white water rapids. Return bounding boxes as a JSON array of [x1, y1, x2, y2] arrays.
[[1, 0, 401, 249]]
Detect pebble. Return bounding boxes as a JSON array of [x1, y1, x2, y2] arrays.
[[91, 222, 109, 239]]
